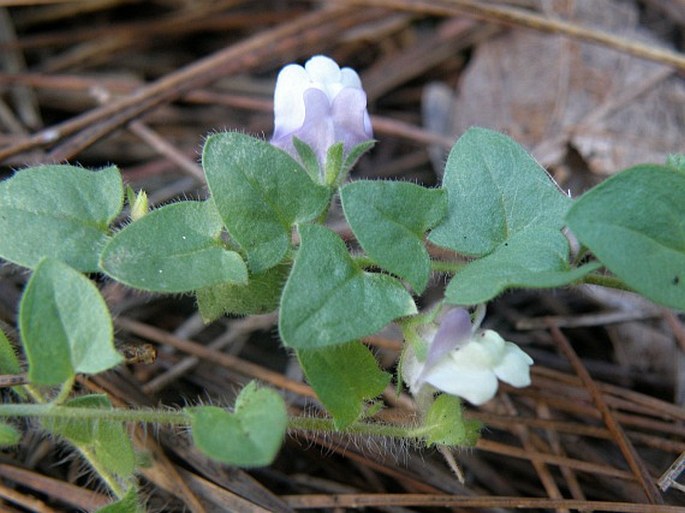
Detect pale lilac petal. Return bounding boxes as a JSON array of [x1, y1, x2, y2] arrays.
[[423, 308, 472, 372], [271, 55, 372, 167], [271, 88, 332, 162], [493, 342, 533, 387], [331, 88, 373, 148], [424, 359, 499, 405], [274, 88, 336, 164], [305, 55, 341, 93], [302, 88, 338, 156], [363, 111, 373, 138], [273, 64, 310, 138], [340, 67, 362, 89]]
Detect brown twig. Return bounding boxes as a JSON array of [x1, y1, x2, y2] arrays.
[[280, 493, 685, 511], [0, 6, 388, 164], [115, 316, 315, 399], [549, 325, 663, 504], [343, 0, 685, 71]]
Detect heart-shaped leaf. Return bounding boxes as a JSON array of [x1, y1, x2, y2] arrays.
[[187, 382, 287, 467], [101, 200, 246, 293], [428, 128, 580, 303], [20, 258, 122, 385], [297, 341, 390, 429], [446, 228, 601, 305], [341, 180, 447, 293], [429, 127, 570, 255], [0, 164, 123, 272], [203, 132, 330, 273], [566, 164, 685, 309], [279, 224, 416, 350]]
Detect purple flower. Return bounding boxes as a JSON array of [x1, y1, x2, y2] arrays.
[[403, 308, 534, 405], [271, 55, 373, 168]]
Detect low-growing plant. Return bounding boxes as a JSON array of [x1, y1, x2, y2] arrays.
[[0, 55, 683, 511]]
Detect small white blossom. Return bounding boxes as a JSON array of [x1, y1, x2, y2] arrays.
[[271, 55, 373, 165], [403, 308, 533, 405]]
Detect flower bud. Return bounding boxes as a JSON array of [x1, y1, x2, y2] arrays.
[[271, 55, 373, 170], [127, 188, 148, 221], [402, 307, 534, 405]]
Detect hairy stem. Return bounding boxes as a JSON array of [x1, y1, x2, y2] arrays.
[[288, 415, 426, 440], [51, 376, 75, 405], [430, 259, 464, 274], [0, 403, 190, 425]]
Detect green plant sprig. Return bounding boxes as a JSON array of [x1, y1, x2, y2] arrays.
[[0, 127, 682, 512]]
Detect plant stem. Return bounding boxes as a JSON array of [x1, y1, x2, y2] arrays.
[[51, 376, 75, 405], [430, 259, 464, 274], [582, 273, 633, 291], [0, 403, 190, 425], [352, 254, 376, 269], [15, 386, 138, 498], [288, 415, 425, 440]]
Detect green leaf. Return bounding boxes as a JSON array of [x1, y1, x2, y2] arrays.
[[46, 395, 108, 440], [0, 164, 123, 272], [203, 132, 331, 273], [187, 382, 287, 467], [196, 262, 290, 322], [341, 140, 375, 180], [566, 164, 685, 310], [292, 137, 321, 181], [101, 200, 247, 293], [323, 142, 344, 186], [297, 341, 391, 429], [95, 488, 143, 513], [446, 228, 601, 305], [421, 394, 480, 447], [0, 328, 21, 375], [0, 328, 27, 398], [0, 421, 21, 447], [341, 181, 447, 293], [279, 224, 417, 349], [19, 258, 122, 385], [44, 394, 136, 479], [429, 127, 570, 255], [427, 128, 578, 303]]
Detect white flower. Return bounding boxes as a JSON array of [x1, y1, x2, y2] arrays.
[[403, 308, 534, 405], [271, 55, 373, 166]]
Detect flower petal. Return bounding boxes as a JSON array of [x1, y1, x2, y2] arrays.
[[423, 358, 499, 405], [472, 330, 507, 363], [449, 336, 499, 369], [331, 88, 373, 148], [273, 64, 310, 138], [305, 55, 342, 98], [273, 88, 336, 164], [271, 55, 372, 168], [422, 308, 472, 375], [340, 67, 362, 89], [493, 342, 534, 387]]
